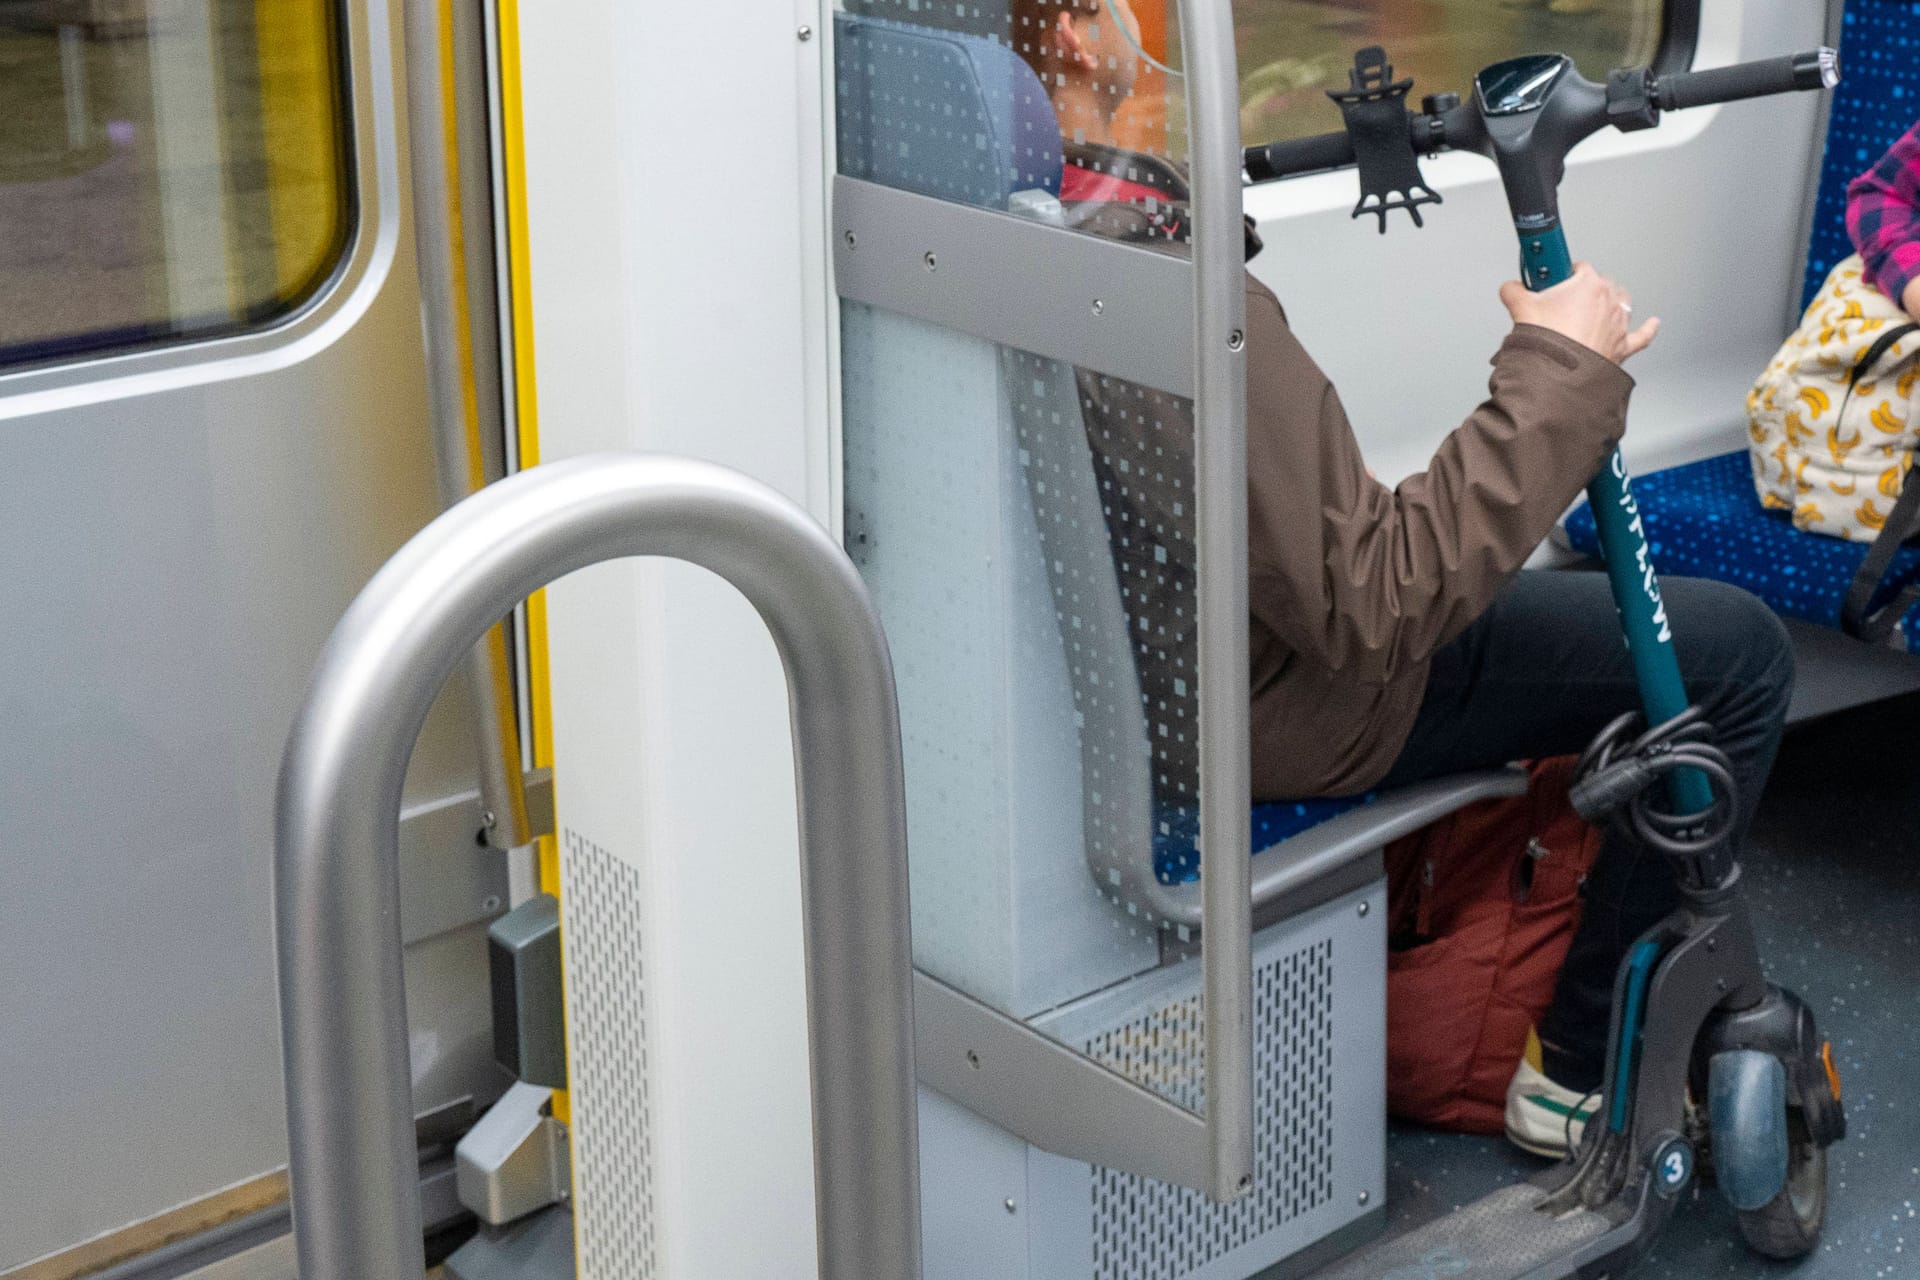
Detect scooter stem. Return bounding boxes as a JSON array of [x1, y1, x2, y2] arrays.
[[1523, 223, 1717, 818]]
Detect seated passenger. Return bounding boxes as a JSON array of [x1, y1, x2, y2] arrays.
[[1848, 115, 1920, 323], [1010, 0, 1794, 1157]]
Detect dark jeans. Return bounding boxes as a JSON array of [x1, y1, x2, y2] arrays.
[[1380, 571, 1794, 1093]]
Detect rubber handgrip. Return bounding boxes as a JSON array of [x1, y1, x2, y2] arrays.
[[1245, 129, 1357, 182], [1654, 49, 1837, 112]]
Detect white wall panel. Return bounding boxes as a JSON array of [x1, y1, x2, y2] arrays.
[[518, 1, 836, 1274]]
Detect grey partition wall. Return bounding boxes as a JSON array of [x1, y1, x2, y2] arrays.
[[831, 0, 1256, 1202]]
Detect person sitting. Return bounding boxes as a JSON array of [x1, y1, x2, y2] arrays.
[[1849, 115, 1920, 323], [1009, 0, 1794, 1157]]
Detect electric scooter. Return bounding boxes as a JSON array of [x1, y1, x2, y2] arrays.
[[1247, 46, 1847, 1277]]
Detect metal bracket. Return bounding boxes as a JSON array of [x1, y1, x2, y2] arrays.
[[913, 969, 1210, 1193], [455, 1083, 572, 1228], [833, 176, 1196, 397]]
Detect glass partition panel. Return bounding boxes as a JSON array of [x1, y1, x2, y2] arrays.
[[835, 0, 1225, 1114], [840, 0, 1195, 247]]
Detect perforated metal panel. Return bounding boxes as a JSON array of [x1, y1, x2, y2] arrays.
[[1082, 941, 1335, 1279], [1015, 885, 1384, 1280], [559, 830, 657, 1280]]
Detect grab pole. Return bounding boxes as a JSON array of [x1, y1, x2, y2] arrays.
[[1179, 0, 1258, 1203], [274, 454, 921, 1279]]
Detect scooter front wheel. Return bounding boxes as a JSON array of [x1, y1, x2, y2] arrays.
[[1734, 1110, 1826, 1259]]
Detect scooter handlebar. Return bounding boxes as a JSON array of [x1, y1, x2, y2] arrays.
[[1244, 129, 1356, 182], [1652, 48, 1838, 112]]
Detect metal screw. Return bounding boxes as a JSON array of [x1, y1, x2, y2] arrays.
[[966, 1049, 982, 1069], [1358, 1190, 1371, 1206], [1091, 298, 1104, 316], [482, 895, 503, 913], [1004, 1198, 1017, 1215], [1357, 900, 1370, 918], [844, 230, 857, 250], [482, 810, 498, 830], [924, 251, 939, 271], [797, 24, 813, 41], [1228, 328, 1245, 351]]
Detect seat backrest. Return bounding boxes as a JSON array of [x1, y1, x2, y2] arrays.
[[837, 13, 1162, 1016], [1801, 1, 1920, 309], [840, 0, 1014, 47], [835, 12, 1063, 210], [999, 351, 1161, 915]]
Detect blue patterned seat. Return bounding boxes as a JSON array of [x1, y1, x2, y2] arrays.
[[1565, 1, 1920, 650], [1155, 795, 1375, 884], [1563, 451, 1920, 644]]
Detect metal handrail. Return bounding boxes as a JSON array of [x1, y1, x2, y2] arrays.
[[274, 455, 921, 1279], [1179, 0, 1256, 1201], [401, 0, 530, 848]]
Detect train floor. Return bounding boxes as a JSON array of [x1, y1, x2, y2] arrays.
[[1380, 690, 1920, 1278]]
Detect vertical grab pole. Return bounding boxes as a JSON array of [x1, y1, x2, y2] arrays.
[[1518, 225, 1715, 817], [1178, 0, 1258, 1202], [401, 0, 532, 848], [275, 456, 921, 1279]]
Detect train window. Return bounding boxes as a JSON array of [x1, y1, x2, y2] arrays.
[[1236, 0, 1672, 155], [0, 1, 351, 370]]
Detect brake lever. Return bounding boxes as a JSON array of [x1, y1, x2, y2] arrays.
[[1331, 47, 1442, 233]]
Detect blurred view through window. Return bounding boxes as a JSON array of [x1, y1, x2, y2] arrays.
[[1236, 0, 1668, 157], [0, 0, 349, 368]]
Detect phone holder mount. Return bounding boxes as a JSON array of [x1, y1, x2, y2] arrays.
[[1330, 47, 1440, 233]]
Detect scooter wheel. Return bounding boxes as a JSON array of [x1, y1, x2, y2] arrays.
[[1735, 1111, 1826, 1259]]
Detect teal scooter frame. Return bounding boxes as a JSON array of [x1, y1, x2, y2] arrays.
[[1247, 44, 1851, 1277]]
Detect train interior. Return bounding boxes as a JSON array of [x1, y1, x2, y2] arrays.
[[2, 0, 1918, 1277]]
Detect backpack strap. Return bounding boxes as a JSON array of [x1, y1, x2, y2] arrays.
[[1839, 321, 1920, 644]]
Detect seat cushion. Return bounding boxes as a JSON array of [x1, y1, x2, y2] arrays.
[[1155, 795, 1374, 885], [1561, 450, 1920, 648]]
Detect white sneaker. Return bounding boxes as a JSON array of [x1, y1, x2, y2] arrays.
[[1505, 1029, 1601, 1159]]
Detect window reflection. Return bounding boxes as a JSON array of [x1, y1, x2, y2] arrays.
[[1234, 0, 1665, 152], [0, 0, 349, 368]]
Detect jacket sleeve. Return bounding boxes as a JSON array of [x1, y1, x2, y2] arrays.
[[1848, 121, 1920, 308], [1244, 280, 1633, 684]]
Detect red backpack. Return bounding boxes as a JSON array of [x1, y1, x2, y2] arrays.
[[1382, 757, 1603, 1134]]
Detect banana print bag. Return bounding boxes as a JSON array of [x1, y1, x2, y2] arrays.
[[1749, 255, 1920, 544]]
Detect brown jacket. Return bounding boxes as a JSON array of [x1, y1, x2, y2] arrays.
[[1058, 160, 1633, 803], [1242, 275, 1634, 797]]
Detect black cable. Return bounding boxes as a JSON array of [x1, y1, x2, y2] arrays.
[[1565, 1088, 1602, 1158], [1570, 705, 1740, 858]]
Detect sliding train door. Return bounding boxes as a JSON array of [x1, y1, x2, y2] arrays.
[[0, 1, 515, 1273]]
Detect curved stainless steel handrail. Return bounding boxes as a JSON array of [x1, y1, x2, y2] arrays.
[[1177, 0, 1255, 1201], [274, 455, 921, 1280]]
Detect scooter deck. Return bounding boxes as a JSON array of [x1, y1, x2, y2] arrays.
[[1313, 1183, 1611, 1280]]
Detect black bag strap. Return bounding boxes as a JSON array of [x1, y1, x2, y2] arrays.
[[1839, 322, 1920, 643]]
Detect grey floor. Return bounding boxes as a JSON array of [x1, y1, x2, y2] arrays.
[[1381, 691, 1920, 1277]]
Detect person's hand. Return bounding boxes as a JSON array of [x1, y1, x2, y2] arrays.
[[1903, 277, 1920, 326], [1500, 262, 1661, 365]]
